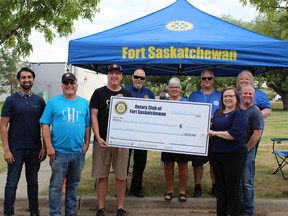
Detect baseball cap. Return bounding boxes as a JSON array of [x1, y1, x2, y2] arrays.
[[107, 64, 122, 72], [62, 73, 77, 83]]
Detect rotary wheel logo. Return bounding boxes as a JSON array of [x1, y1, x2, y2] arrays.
[[114, 101, 128, 114], [166, 20, 193, 31]]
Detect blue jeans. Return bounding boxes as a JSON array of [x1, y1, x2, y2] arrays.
[[4, 149, 41, 214], [240, 147, 256, 214], [49, 152, 85, 216]]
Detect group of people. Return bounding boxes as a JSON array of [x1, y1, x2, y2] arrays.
[[160, 70, 270, 216], [0, 65, 271, 216]]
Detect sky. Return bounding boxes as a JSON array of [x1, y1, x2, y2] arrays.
[[26, 0, 257, 63]]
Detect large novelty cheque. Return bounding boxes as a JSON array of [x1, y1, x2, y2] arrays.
[[107, 97, 211, 156]]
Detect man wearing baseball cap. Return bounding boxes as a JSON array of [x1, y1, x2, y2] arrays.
[[90, 64, 132, 216], [40, 72, 91, 216]]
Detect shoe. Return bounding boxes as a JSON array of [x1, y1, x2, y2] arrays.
[[30, 209, 40, 216], [164, 192, 174, 201], [130, 190, 144, 198], [116, 208, 127, 216], [210, 185, 217, 197], [96, 208, 105, 216], [178, 193, 187, 202], [4, 214, 13, 216], [192, 187, 202, 198]]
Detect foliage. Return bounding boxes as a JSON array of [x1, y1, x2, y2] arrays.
[[220, 13, 288, 110], [249, 14, 288, 111], [0, 0, 100, 57], [0, 48, 30, 94], [262, 69, 288, 110], [240, 0, 288, 39]]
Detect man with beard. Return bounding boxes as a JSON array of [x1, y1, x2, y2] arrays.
[[1, 67, 46, 216], [125, 69, 155, 198]]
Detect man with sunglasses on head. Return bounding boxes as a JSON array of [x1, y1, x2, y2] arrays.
[[188, 70, 221, 198], [90, 64, 132, 216], [124, 69, 155, 198], [40, 73, 91, 216]]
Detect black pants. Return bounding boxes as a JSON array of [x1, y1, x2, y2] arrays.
[[128, 149, 148, 192], [213, 148, 247, 216]]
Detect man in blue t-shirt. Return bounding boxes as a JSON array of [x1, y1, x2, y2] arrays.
[[1, 67, 46, 216], [40, 73, 91, 216], [188, 70, 222, 198], [125, 69, 155, 198]]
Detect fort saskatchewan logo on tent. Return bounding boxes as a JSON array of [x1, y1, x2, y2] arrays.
[[166, 20, 193, 31]]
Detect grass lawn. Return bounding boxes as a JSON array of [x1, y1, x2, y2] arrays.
[[1, 101, 288, 198]]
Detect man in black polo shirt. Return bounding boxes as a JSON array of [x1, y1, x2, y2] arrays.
[[0, 67, 46, 216]]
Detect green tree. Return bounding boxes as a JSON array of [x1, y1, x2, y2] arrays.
[[249, 15, 288, 110], [263, 70, 288, 110], [222, 12, 288, 110], [240, 0, 288, 39], [0, 48, 29, 94], [0, 0, 100, 57]]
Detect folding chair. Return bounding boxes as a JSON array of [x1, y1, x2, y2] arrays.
[[271, 138, 288, 180]]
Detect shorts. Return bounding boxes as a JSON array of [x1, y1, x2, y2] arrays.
[[91, 140, 129, 180], [190, 155, 209, 167], [161, 152, 191, 163]]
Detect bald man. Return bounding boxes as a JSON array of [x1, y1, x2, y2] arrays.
[[125, 69, 155, 198]]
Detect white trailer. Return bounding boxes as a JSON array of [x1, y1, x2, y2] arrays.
[[30, 62, 107, 101]]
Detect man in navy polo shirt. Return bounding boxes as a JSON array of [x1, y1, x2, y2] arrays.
[[125, 69, 155, 198], [1, 67, 46, 216]]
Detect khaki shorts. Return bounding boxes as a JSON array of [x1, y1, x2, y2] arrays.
[[91, 140, 129, 180]]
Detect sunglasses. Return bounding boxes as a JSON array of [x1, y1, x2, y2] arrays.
[[63, 80, 76, 85], [201, 77, 213, 81], [133, 75, 146, 80]]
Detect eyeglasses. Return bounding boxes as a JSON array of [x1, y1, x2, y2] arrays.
[[63, 80, 76, 85], [223, 95, 235, 98], [201, 77, 213, 81], [133, 75, 146, 80], [169, 86, 180, 89]]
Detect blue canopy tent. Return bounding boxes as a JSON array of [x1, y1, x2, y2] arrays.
[[68, 0, 288, 76]]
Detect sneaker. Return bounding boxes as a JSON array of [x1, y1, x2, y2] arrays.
[[192, 187, 202, 198], [30, 209, 40, 216], [116, 208, 128, 216], [96, 208, 105, 216]]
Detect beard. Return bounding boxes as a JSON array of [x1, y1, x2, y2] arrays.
[[20, 82, 33, 90], [133, 83, 143, 90]]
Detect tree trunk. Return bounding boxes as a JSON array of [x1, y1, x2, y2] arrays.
[[281, 93, 288, 111]]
